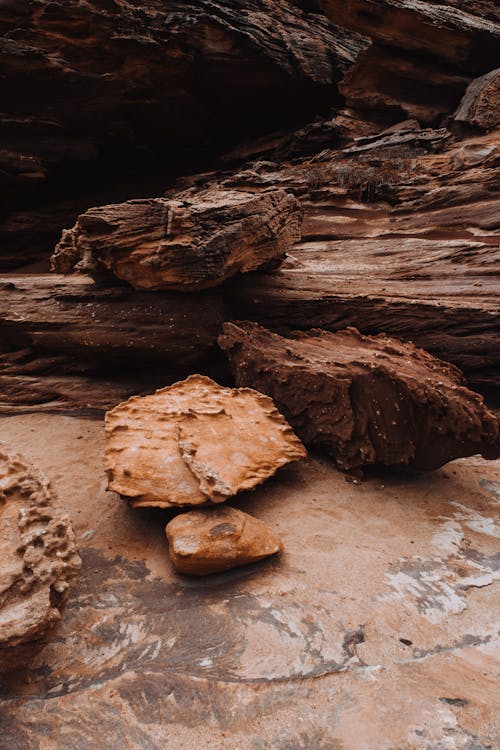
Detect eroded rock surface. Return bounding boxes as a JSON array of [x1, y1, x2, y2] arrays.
[[219, 322, 500, 471], [166, 506, 283, 576], [52, 189, 303, 291], [0, 445, 81, 671], [105, 375, 306, 508], [1, 0, 362, 268], [453, 67, 500, 130]]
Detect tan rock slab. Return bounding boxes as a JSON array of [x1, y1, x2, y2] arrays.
[[166, 506, 283, 576], [104, 375, 306, 508], [0, 444, 81, 671]]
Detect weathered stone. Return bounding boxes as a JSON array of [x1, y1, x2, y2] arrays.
[[166, 506, 283, 576], [0, 273, 223, 366], [219, 322, 500, 471], [1, 0, 363, 268], [52, 188, 303, 291], [453, 68, 500, 130], [104, 375, 306, 508], [221, 128, 500, 391], [0, 445, 81, 671]]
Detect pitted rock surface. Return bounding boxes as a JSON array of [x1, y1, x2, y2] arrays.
[[0, 445, 81, 671], [52, 188, 303, 291], [166, 506, 283, 576], [219, 322, 500, 471], [104, 375, 306, 508]]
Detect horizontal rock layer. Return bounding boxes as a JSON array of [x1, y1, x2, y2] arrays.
[[219, 322, 500, 471], [51, 188, 303, 291], [0, 445, 81, 671]]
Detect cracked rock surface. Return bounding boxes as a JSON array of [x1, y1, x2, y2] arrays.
[[166, 506, 283, 576], [0, 444, 81, 672], [51, 188, 303, 291], [104, 374, 306, 508], [219, 322, 500, 471]]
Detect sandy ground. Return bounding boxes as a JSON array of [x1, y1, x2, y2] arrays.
[[0, 413, 499, 749]]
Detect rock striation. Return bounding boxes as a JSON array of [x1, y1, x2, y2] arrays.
[[51, 188, 303, 291], [219, 322, 500, 471], [165, 506, 283, 576], [1, 0, 364, 268], [104, 375, 306, 508], [0, 445, 81, 671]]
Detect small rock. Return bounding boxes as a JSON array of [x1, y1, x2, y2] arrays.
[[104, 374, 306, 508], [166, 506, 283, 576]]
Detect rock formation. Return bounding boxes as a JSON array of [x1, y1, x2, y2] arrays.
[[219, 322, 500, 471], [51, 189, 303, 291], [104, 375, 306, 508], [1, 0, 363, 268], [0, 3, 498, 408], [319, 0, 500, 125], [221, 124, 500, 391], [165, 506, 283, 576], [0, 445, 81, 671]]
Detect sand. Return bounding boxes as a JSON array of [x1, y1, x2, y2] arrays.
[[0, 412, 499, 749]]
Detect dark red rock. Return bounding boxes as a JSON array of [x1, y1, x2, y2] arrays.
[[0, 0, 366, 268], [219, 322, 500, 471]]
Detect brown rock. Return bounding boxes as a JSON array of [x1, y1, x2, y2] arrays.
[[0, 445, 81, 671], [221, 128, 500, 391], [1, 0, 361, 268], [453, 68, 500, 131], [166, 506, 283, 576], [52, 188, 303, 291], [219, 322, 500, 471], [0, 273, 222, 365], [104, 375, 306, 508]]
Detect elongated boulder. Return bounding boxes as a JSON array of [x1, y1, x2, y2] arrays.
[[104, 375, 306, 508], [166, 506, 283, 576], [51, 188, 303, 291], [219, 322, 500, 471], [0, 445, 81, 671]]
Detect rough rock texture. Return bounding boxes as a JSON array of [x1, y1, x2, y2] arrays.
[[221, 125, 500, 391], [0, 274, 222, 366], [105, 375, 306, 508], [219, 322, 500, 471], [0, 0, 364, 267], [165, 506, 283, 576], [453, 67, 500, 130], [0, 444, 81, 671], [51, 189, 303, 291], [320, 0, 500, 125]]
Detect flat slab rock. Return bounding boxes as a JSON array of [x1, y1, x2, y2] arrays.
[[104, 375, 306, 508], [0, 445, 81, 671], [166, 506, 283, 576], [219, 322, 500, 471], [52, 188, 303, 291]]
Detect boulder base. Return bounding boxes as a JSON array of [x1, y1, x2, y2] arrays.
[[0, 445, 81, 671], [166, 506, 283, 576], [219, 322, 500, 471], [104, 375, 306, 508]]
